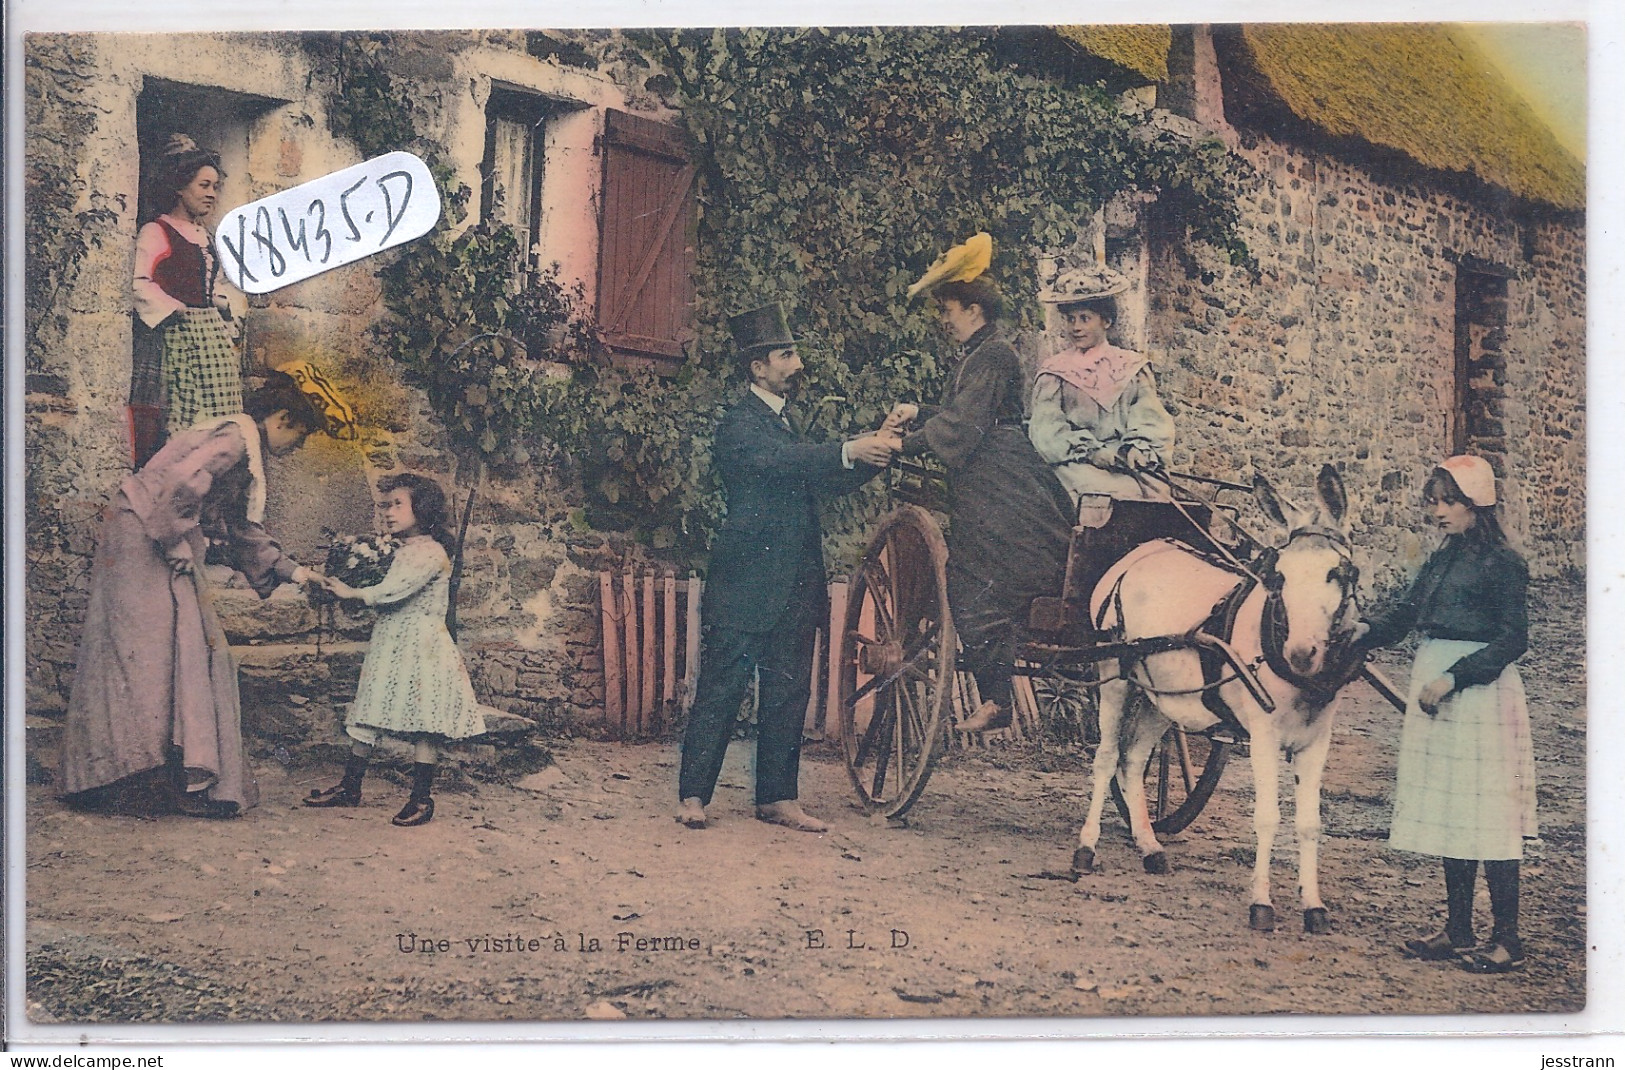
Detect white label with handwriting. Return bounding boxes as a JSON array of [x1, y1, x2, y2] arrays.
[[214, 152, 440, 294]]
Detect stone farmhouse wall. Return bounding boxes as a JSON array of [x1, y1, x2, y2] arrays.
[[23, 32, 673, 731], [1142, 132, 1584, 593]]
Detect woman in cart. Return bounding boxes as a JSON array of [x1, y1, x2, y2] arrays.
[[883, 235, 1074, 733], [1026, 263, 1208, 604]]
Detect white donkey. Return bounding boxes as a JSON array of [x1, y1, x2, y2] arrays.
[[1073, 465, 1363, 933]]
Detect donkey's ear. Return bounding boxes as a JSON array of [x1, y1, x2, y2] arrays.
[[1254, 473, 1291, 528], [1316, 464, 1348, 525]]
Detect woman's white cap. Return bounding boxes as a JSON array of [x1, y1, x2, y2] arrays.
[[1438, 454, 1496, 507]]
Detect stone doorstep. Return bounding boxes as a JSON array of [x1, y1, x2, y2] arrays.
[[26, 634, 547, 784], [232, 645, 538, 742], [234, 638, 371, 659], [301, 704, 554, 787]]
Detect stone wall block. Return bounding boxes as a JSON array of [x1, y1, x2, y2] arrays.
[[216, 586, 321, 643]]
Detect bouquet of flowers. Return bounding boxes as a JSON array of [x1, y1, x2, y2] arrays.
[[309, 530, 402, 604]]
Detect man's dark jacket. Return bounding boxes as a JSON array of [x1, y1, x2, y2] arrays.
[[703, 390, 878, 633]]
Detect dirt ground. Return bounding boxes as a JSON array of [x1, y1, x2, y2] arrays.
[[24, 583, 1587, 1027]]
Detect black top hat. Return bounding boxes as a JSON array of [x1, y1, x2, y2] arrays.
[[727, 303, 799, 355]]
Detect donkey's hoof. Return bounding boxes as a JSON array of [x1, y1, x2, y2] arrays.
[[1249, 904, 1277, 932], [1303, 908, 1332, 934], [1142, 851, 1169, 875], [1071, 846, 1096, 876]]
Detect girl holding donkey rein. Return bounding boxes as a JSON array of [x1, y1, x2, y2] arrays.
[[307, 473, 484, 826], [1356, 455, 1535, 974]]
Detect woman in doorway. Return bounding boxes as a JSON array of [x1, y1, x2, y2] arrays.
[[131, 134, 242, 463]]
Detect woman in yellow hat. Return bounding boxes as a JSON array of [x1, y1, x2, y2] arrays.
[[887, 252, 1074, 733]]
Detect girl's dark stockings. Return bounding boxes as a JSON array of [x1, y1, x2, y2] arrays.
[[1443, 856, 1477, 946], [1484, 858, 1521, 955], [1443, 857, 1521, 954]]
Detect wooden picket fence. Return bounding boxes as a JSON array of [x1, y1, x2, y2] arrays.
[[597, 571, 1053, 749], [595, 569, 846, 739], [596, 569, 701, 737]]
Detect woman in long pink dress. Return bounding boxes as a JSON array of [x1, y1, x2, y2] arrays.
[[58, 374, 326, 817]]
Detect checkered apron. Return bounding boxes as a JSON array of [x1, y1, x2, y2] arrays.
[[162, 307, 242, 432], [1388, 638, 1538, 860]]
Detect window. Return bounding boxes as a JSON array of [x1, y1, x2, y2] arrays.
[[596, 109, 696, 361], [481, 86, 551, 273], [1450, 260, 1511, 459]]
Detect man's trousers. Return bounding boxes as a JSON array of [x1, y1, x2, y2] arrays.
[[677, 591, 819, 807]]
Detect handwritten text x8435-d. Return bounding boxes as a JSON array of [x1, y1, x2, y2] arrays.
[[214, 151, 440, 295]]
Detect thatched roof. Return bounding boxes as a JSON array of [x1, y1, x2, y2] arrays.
[[1233, 24, 1582, 211], [1053, 23, 1584, 211], [1053, 26, 1170, 84]]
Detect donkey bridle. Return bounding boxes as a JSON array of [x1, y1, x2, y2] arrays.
[[1256, 525, 1365, 703]]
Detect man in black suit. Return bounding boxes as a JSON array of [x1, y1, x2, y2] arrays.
[[678, 304, 897, 832]]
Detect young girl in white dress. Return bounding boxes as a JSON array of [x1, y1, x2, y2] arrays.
[[305, 473, 484, 826]]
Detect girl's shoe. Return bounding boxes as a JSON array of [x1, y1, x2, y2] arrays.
[[305, 754, 367, 808], [392, 797, 435, 826], [1460, 942, 1526, 974], [392, 762, 436, 827], [1402, 930, 1473, 961]]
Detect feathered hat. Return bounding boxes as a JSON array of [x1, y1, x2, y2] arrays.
[[1039, 262, 1131, 305], [276, 360, 359, 440], [907, 233, 993, 300]]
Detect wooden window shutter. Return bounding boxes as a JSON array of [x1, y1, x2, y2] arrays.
[[597, 110, 696, 360]]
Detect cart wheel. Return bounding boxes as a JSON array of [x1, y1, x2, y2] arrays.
[[837, 505, 955, 818], [1110, 698, 1230, 836]]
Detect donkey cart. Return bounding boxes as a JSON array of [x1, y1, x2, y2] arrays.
[[836, 458, 1410, 932], [834, 460, 1270, 823]]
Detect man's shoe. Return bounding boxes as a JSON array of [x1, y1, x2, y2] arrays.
[[958, 700, 1012, 733], [677, 797, 708, 829], [756, 800, 828, 833]]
